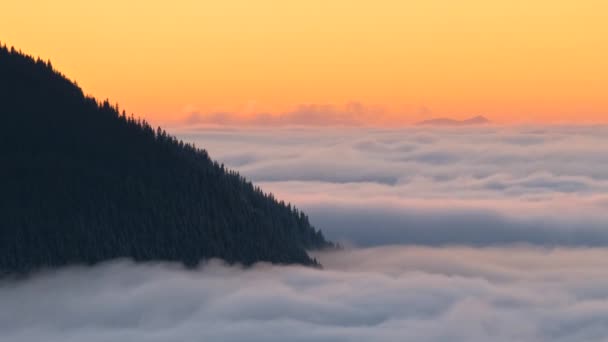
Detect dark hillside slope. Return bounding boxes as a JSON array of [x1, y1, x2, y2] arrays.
[[0, 45, 331, 274]]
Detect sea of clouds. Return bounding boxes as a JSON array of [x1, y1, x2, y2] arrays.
[[4, 247, 608, 342], [3, 124, 608, 341], [176, 124, 608, 247]]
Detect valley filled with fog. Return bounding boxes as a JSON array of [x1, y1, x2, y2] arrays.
[[4, 247, 608, 341], [4, 125, 608, 342], [179, 125, 608, 247]]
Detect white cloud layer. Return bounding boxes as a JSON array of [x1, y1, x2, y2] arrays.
[[174, 124, 608, 246], [4, 246, 608, 342], [5, 125, 608, 341]]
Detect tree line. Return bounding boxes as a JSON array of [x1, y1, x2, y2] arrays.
[[0, 44, 332, 275]]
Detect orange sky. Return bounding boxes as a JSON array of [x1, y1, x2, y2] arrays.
[[1, 0, 607, 125]]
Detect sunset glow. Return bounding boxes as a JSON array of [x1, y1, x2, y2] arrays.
[[6, 2, 608, 340], [2, 0, 607, 124]]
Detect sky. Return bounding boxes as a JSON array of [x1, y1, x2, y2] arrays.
[[2, 0, 607, 124]]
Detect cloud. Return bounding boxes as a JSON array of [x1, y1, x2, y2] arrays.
[[303, 200, 608, 246], [4, 246, 608, 341], [172, 124, 608, 247], [183, 102, 386, 127], [8, 126, 608, 342], [7, 124, 608, 341]]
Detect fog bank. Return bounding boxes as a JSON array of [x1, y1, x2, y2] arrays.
[[4, 246, 608, 342], [174, 125, 608, 246]]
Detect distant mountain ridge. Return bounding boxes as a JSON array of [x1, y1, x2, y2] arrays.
[[416, 115, 490, 126], [0, 45, 332, 275]]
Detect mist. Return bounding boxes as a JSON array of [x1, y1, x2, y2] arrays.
[[4, 246, 608, 342], [174, 125, 608, 247], [5, 125, 608, 341]]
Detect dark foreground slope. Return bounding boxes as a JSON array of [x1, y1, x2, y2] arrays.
[[0, 45, 331, 274]]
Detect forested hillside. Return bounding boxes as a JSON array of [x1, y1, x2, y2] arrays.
[[0, 45, 331, 275]]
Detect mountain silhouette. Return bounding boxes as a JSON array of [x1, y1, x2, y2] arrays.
[[0, 45, 332, 275], [416, 115, 490, 126]]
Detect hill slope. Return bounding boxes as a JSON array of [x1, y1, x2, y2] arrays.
[[0, 45, 331, 274]]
